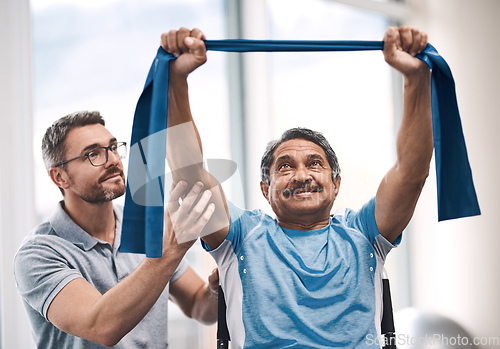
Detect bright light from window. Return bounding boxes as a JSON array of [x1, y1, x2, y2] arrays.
[[266, 0, 392, 212]]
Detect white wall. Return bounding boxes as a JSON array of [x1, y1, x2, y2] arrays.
[[0, 0, 37, 348], [406, 0, 500, 343]]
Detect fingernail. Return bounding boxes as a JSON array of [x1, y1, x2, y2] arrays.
[[185, 37, 194, 45], [195, 181, 204, 189]]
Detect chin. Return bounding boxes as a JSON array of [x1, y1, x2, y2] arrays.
[[104, 188, 125, 201]]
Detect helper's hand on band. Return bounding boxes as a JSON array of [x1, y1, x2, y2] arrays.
[[161, 27, 207, 78], [383, 26, 429, 78]]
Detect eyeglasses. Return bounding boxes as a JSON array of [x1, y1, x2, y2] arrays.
[[54, 142, 127, 167]]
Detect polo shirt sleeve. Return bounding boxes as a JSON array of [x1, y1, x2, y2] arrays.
[[13, 237, 83, 320], [170, 258, 189, 283]]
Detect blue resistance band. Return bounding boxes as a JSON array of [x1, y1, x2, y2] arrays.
[[120, 40, 481, 257]]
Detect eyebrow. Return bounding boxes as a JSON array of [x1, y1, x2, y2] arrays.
[[275, 155, 291, 164], [80, 138, 117, 155], [307, 153, 325, 161], [276, 153, 324, 163]]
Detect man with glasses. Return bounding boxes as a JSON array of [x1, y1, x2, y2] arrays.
[[14, 111, 219, 348]]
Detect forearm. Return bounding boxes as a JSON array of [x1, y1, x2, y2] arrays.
[[375, 25, 433, 241], [395, 67, 433, 182], [166, 74, 208, 184], [190, 284, 218, 325], [165, 71, 229, 248], [375, 65, 432, 241], [84, 250, 187, 345]]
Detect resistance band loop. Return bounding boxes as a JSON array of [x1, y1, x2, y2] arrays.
[[121, 40, 480, 257]]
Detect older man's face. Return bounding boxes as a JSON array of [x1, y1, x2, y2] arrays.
[[260, 138, 340, 226]]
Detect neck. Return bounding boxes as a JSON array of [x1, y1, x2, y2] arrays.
[[63, 196, 116, 245], [277, 217, 330, 231]]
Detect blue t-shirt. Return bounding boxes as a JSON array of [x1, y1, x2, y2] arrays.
[[204, 197, 399, 349]]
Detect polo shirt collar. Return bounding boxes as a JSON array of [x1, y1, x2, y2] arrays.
[[49, 201, 121, 252]]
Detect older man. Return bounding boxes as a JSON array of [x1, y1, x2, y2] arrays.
[[162, 25, 431, 348]]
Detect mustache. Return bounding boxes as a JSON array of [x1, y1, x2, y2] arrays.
[[282, 183, 323, 198], [98, 168, 124, 183]]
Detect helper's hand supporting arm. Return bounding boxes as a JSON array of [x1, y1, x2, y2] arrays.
[[170, 266, 219, 325], [166, 181, 218, 324], [46, 182, 215, 346], [375, 26, 432, 243], [161, 27, 230, 250]]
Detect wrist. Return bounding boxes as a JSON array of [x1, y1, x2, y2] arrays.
[[207, 284, 218, 297], [403, 63, 431, 87], [145, 245, 186, 268]]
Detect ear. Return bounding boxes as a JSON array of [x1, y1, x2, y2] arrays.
[[49, 167, 70, 191], [260, 180, 270, 203], [333, 175, 341, 196]]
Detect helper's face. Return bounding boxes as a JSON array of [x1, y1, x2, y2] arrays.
[[260, 139, 340, 223], [58, 124, 126, 203]]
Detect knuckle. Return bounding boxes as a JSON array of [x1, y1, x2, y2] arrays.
[[191, 206, 203, 216], [192, 27, 204, 38], [198, 215, 209, 225]]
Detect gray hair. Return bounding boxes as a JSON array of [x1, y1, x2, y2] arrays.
[[41, 110, 105, 172], [260, 127, 340, 185]]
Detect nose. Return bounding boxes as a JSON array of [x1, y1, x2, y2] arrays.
[[105, 148, 121, 167], [292, 165, 312, 184]]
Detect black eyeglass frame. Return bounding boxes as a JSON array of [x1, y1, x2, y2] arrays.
[[54, 141, 127, 168]]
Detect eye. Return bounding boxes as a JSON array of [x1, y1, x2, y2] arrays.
[[87, 147, 105, 161], [310, 160, 322, 167], [87, 150, 99, 160], [277, 163, 292, 171], [109, 143, 118, 152]]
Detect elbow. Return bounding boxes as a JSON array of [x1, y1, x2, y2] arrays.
[[195, 310, 218, 326], [189, 292, 218, 325], [87, 324, 126, 347], [184, 304, 217, 326], [413, 166, 430, 188], [92, 334, 122, 348], [397, 162, 430, 189]]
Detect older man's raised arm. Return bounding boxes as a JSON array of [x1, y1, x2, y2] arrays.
[[375, 26, 433, 243], [161, 27, 230, 249]]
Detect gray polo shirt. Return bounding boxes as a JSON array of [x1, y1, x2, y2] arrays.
[[14, 201, 188, 348]]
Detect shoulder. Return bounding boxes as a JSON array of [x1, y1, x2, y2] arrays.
[[331, 197, 380, 242], [14, 204, 86, 269], [228, 201, 274, 230], [334, 198, 376, 228], [211, 201, 276, 256], [17, 220, 61, 253], [15, 223, 70, 271]]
